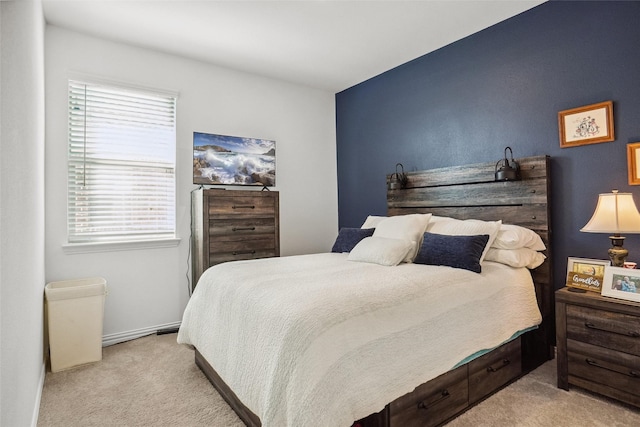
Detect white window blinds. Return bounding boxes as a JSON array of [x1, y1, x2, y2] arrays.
[[68, 80, 177, 243]]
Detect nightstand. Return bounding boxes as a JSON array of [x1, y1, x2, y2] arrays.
[[555, 287, 640, 408]]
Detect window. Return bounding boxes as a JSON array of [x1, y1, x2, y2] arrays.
[[67, 79, 177, 244]]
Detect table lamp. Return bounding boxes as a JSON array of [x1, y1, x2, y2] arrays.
[[580, 190, 640, 266]]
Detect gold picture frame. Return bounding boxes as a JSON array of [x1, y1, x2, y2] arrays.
[[558, 101, 614, 148], [627, 142, 640, 185], [565, 257, 609, 292]]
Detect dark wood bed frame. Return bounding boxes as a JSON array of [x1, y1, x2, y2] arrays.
[[192, 155, 553, 427]]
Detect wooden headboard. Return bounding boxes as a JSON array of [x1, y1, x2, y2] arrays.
[[387, 155, 554, 368]]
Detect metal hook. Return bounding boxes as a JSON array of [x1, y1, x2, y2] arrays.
[[388, 163, 408, 190]]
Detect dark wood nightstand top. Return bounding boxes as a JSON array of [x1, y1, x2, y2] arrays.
[[556, 287, 640, 316]]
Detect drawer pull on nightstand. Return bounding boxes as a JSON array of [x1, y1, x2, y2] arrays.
[[417, 389, 450, 410], [232, 227, 256, 232], [486, 358, 511, 373], [586, 358, 640, 378], [232, 205, 255, 209], [232, 250, 256, 256], [585, 322, 640, 338]]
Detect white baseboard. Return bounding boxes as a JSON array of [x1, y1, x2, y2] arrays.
[[31, 361, 46, 427], [102, 321, 181, 347]]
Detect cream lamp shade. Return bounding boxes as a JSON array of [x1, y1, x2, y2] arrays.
[[581, 190, 640, 266]]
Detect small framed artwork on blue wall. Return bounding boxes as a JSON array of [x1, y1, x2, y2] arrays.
[[558, 100, 614, 148]]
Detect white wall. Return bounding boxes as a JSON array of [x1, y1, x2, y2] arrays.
[[0, 1, 47, 425], [45, 26, 338, 342]]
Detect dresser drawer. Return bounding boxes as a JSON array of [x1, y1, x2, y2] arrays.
[[209, 217, 275, 236], [208, 195, 275, 217], [468, 337, 522, 404], [390, 365, 468, 427], [567, 305, 640, 357], [210, 248, 277, 265], [567, 339, 640, 407], [210, 234, 276, 254]]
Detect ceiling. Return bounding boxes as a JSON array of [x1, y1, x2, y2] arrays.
[[42, 0, 545, 92]]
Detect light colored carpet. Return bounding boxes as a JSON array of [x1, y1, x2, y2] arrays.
[[38, 333, 640, 426], [38, 333, 244, 427]]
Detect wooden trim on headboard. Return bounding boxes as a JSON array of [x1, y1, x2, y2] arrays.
[[387, 156, 549, 229], [387, 155, 554, 366]]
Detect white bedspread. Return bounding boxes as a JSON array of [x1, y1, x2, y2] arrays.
[[177, 253, 542, 427]]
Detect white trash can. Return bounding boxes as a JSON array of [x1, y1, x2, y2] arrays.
[[45, 277, 107, 372]]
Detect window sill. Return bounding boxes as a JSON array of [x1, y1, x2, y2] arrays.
[[62, 237, 181, 254]]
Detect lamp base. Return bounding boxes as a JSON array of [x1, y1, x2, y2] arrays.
[[608, 235, 628, 267]]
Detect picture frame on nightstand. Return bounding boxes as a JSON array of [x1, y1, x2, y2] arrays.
[[601, 265, 640, 302], [565, 257, 609, 292]]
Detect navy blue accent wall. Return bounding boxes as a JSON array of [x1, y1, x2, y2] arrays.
[[336, 1, 640, 288]]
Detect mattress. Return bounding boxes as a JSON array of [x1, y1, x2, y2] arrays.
[[177, 252, 542, 426]]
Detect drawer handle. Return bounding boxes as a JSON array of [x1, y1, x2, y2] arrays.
[[232, 205, 255, 209], [487, 358, 511, 373], [232, 250, 256, 256], [417, 390, 450, 411], [585, 322, 640, 338], [232, 227, 256, 232], [585, 358, 640, 378]]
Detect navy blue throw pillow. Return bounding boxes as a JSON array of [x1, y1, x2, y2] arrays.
[[331, 228, 375, 253], [414, 232, 489, 273]]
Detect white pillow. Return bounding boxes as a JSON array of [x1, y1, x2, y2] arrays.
[[427, 215, 453, 224], [361, 215, 386, 229], [485, 247, 546, 269], [427, 218, 501, 264], [347, 237, 414, 266], [372, 214, 432, 262], [492, 223, 546, 251]]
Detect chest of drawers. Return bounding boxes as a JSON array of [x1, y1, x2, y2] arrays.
[[191, 189, 279, 288], [556, 287, 640, 408]]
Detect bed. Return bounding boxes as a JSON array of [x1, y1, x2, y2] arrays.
[[178, 155, 553, 427]]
